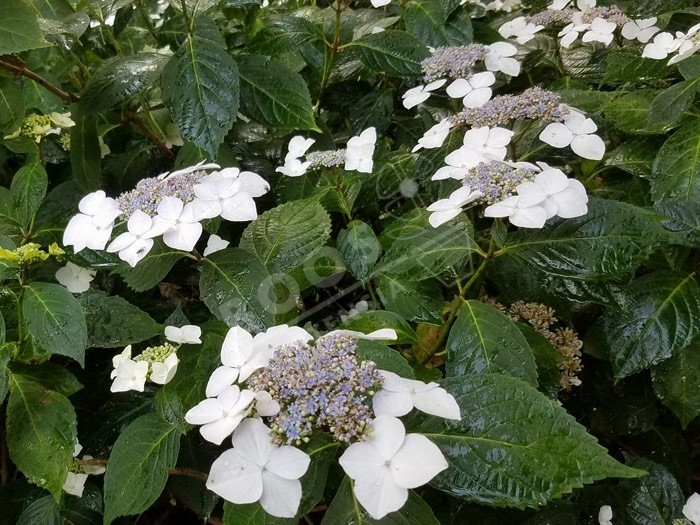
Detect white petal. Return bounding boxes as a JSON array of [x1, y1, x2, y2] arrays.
[[260, 473, 302, 518], [221, 326, 254, 367], [429, 208, 461, 228], [203, 234, 230, 256], [551, 189, 589, 218], [369, 415, 405, 460], [412, 387, 461, 420], [232, 418, 275, 465], [266, 446, 311, 480], [510, 205, 548, 228], [483, 196, 519, 218], [162, 222, 203, 251], [157, 196, 184, 221], [127, 210, 153, 236], [470, 71, 496, 88], [201, 416, 242, 445], [534, 169, 569, 195], [487, 127, 515, 148], [255, 391, 281, 416], [446, 78, 471, 99], [353, 468, 408, 520], [463, 87, 492, 108], [185, 398, 224, 425], [390, 434, 448, 488], [373, 390, 414, 417], [498, 57, 521, 77], [683, 493, 700, 525], [570, 134, 605, 160], [78, 191, 107, 215], [516, 182, 547, 207], [206, 366, 240, 397], [221, 193, 258, 222], [238, 171, 270, 197], [339, 442, 385, 480], [539, 122, 573, 148], [206, 449, 263, 504]]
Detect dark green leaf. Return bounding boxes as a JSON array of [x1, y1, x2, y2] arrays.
[[79, 291, 162, 348], [103, 414, 181, 524], [603, 90, 670, 135], [17, 495, 60, 525], [70, 113, 101, 192], [341, 310, 419, 344], [355, 339, 415, 378], [351, 31, 430, 78], [421, 374, 644, 507], [648, 80, 698, 127], [7, 374, 77, 498], [619, 458, 684, 525], [348, 88, 394, 135], [604, 141, 656, 178], [237, 54, 316, 130], [596, 272, 700, 379], [337, 220, 381, 281], [446, 300, 538, 386], [651, 339, 700, 427], [0, 0, 48, 55], [80, 53, 169, 112], [200, 248, 273, 331], [22, 282, 87, 365], [116, 240, 184, 292], [10, 162, 47, 228], [161, 17, 240, 158], [651, 118, 700, 203], [9, 362, 82, 396], [0, 79, 24, 133], [657, 200, 700, 246], [377, 276, 443, 324], [239, 199, 331, 273]]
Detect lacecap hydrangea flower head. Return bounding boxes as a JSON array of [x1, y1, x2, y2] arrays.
[[185, 323, 460, 519]]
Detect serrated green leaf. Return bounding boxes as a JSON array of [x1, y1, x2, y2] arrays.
[[377, 276, 443, 324], [648, 80, 698, 127], [420, 374, 644, 507], [322, 477, 440, 525], [239, 199, 331, 273], [341, 310, 419, 344], [10, 162, 47, 229], [337, 220, 381, 281], [237, 54, 316, 130], [70, 113, 101, 192], [0, 78, 24, 134], [651, 118, 700, 203], [446, 300, 538, 386], [161, 17, 240, 158], [355, 339, 415, 378], [499, 198, 667, 280], [80, 53, 169, 112], [0, 0, 48, 55], [405, 0, 468, 47], [223, 502, 293, 524], [596, 272, 700, 379], [351, 30, 429, 78], [604, 140, 656, 177], [376, 219, 477, 280], [17, 495, 60, 525], [200, 248, 274, 332], [79, 291, 162, 348], [103, 413, 180, 524], [116, 240, 184, 292], [603, 90, 671, 135], [657, 200, 700, 246], [349, 88, 394, 135], [7, 374, 77, 498], [10, 362, 82, 396], [619, 457, 684, 525], [651, 339, 700, 427], [22, 282, 87, 366], [602, 49, 669, 83]]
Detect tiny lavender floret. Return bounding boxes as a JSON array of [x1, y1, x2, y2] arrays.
[[464, 162, 538, 204], [247, 334, 382, 445], [116, 170, 206, 218], [421, 44, 488, 82]]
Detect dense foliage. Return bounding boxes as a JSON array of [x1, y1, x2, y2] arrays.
[[2, 0, 700, 523]]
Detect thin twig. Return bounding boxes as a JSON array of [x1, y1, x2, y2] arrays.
[[0, 59, 79, 103], [127, 114, 176, 159], [79, 458, 208, 481]]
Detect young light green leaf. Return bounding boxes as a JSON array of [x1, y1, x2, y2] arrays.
[[80, 53, 169, 112], [7, 374, 77, 499], [595, 272, 700, 379], [103, 413, 181, 524], [0, 0, 48, 55], [446, 300, 538, 386], [22, 282, 88, 366], [337, 220, 381, 281], [350, 31, 430, 78], [420, 374, 644, 507], [200, 248, 274, 332], [237, 54, 316, 130], [10, 162, 47, 228], [239, 199, 331, 273], [79, 291, 162, 348], [161, 17, 240, 158]]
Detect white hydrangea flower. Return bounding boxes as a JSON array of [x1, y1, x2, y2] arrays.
[[539, 110, 605, 160], [373, 370, 461, 419], [446, 71, 496, 108], [581, 18, 617, 46], [276, 158, 312, 177], [598, 505, 613, 525], [683, 492, 700, 525], [164, 324, 202, 344], [192, 168, 269, 222], [325, 328, 398, 340], [63, 191, 122, 253], [621, 17, 659, 43], [483, 195, 548, 228], [669, 24, 700, 64], [151, 196, 203, 252], [185, 385, 257, 444], [485, 42, 521, 77], [150, 353, 179, 385], [427, 186, 484, 227], [206, 418, 310, 518], [498, 17, 544, 44], [106, 210, 166, 267], [55, 262, 96, 293], [371, 0, 391, 6], [339, 416, 448, 520], [203, 234, 230, 256], [401, 79, 447, 109], [285, 136, 315, 161], [559, 16, 590, 48], [344, 127, 377, 174], [412, 118, 452, 152], [642, 32, 683, 60], [110, 345, 149, 392]]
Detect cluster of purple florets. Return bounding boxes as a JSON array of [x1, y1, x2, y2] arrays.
[[421, 44, 488, 82], [116, 170, 205, 217], [247, 335, 382, 445], [464, 162, 538, 204], [452, 87, 569, 128], [528, 6, 629, 26]]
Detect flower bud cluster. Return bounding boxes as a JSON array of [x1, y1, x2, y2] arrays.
[[305, 149, 347, 169], [463, 162, 539, 204], [528, 6, 628, 27], [0, 243, 49, 265], [247, 334, 382, 445], [116, 169, 205, 218], [421, 44, 489, 82], [4, 112, 75, 143], [134, 342, 178, 366]]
